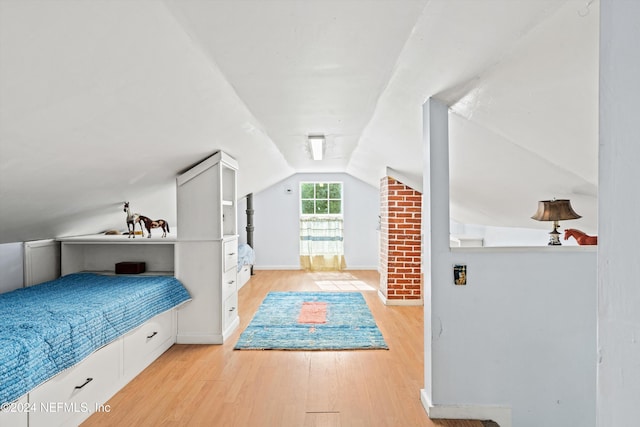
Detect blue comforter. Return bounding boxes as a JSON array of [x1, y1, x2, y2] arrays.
[[0, 273, 191, 405], [237, 243, 255, 271]]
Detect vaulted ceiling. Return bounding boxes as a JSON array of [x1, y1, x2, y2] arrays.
[[0, 0, 598, 244]]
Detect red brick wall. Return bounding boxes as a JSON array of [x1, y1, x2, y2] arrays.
[[379, 177, 422, 301]]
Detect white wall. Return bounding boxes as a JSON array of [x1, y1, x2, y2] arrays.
[[597, 1, 640, 425], [0, 242, 23, 293], [433, 247, 596, 427], [451, 221, 580, 247], [422, 98, 597, 427], [253, 173, 379, 269]]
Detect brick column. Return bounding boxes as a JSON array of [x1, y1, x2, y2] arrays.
[[379, 176, 422, 304]]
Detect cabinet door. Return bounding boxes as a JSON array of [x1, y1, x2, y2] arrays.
[[175, 242, 224, 343], [29, 340, 121, 427], [123, 310, 173, 377], [222, 268, 237, 299], [223, 292, 239, 330], [223, 239, 238, 273], [0, 395, 28, 427]]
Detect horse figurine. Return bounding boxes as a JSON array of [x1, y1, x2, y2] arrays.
[[123, 202, 141, 238], [564, 228, 598, 245], [138, 215, 170, 238]]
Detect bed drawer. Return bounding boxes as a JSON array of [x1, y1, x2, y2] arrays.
[[223, 239, 238, 272], [223, 292, 238, 329], [222, 268, 237, 299], [238, 264, 251, 289], [123, 310, 173, 374], [0, 395, 28, 427], [29, 339, 121, 427]]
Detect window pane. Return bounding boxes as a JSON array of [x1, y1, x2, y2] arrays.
[[316, 200, 328, 214], [329, 200, 341, 214], [329, 183, 341, 199], [315, 183, 328, 199], [302, 200, 315, 214], [301, 183, 315, 199]]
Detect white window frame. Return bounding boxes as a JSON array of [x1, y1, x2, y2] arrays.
[[299, 181, 343, 217]]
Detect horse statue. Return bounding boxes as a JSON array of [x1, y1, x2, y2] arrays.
[[138, 215, 170, 238], [564, 228, 598, 245], [123, 202, 141, 238]]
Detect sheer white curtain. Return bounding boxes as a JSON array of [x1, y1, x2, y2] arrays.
[[299, 217, 346, 271]]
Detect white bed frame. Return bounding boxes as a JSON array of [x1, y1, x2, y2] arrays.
[[1, 237, 180, 427]]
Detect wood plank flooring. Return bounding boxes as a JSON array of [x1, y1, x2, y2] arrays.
[[82, 270, 484, 427]]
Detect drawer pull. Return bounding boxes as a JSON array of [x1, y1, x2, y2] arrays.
[[228, 252, 236, 256], [228, 280, 235, 285], [147, 331, 158, 339], [75, 378, 93, 390], [229, 306, 236, 312]]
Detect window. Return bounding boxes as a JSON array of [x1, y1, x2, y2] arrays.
[[300, 182, 342, 216], [299, 181, 345, 271]]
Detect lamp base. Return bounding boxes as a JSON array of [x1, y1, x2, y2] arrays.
[[548, 222, 562, 245]]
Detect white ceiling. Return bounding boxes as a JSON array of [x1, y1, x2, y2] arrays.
[[0, 0, 598, 244]]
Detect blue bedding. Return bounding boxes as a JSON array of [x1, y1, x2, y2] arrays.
[[0, 273, 191, 405], [237, 243, 255, 271]]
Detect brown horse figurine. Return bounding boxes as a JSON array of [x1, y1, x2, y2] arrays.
[[138, 215, 170, 238], [564, 228, 598, 245]]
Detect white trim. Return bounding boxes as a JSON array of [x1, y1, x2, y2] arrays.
[[451, 245, 596, 253], [176, 151, 238, 186], [254, 265, 379, 271], [177, 316, 240, 344], [254, 265, 301, 270], [342, 265, 378, 270], [378, 290, 423, 306], [23, 239, 60, 287], [420, 389, 511, 427], [299, 181, 343, 216]]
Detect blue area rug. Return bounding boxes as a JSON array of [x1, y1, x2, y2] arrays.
[[234, 291, 388, 350]]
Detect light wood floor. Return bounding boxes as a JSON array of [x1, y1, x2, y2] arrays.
[[83, 270, 484, 427]]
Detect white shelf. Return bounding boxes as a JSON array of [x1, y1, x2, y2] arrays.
[[177, 151, 237, 240], [59, 235, 175, 276], [59, 234, 177, 244], [78, 270, 175, 276]]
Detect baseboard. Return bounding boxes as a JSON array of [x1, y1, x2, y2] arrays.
[[344, 265, 378, 270], [177, 317, 240, 344], [222, 316, 240, 342], [176, 333, 223, 344], [420, 389, 511, 427], [253, 265, 300, 270], [378, 289, 423, 306], [254, 265, 379, 271]]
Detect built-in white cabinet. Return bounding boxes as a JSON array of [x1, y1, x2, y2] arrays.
[[59, 235, 175, 276], [4, 234, 179, 427], [175, 151, 239, 344], [176, 151, 238, 240]]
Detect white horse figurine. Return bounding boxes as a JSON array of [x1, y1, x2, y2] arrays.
[[123, 202, 142, 238]]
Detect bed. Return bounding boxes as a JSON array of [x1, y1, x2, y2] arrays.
[[0, 272, 190, 418], [237, 243, 255, 289]]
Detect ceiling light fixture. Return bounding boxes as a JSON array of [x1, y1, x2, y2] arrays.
[[308, 135, 325, 161]]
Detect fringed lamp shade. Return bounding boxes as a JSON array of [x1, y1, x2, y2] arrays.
[[531, 199, 581, 245]]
